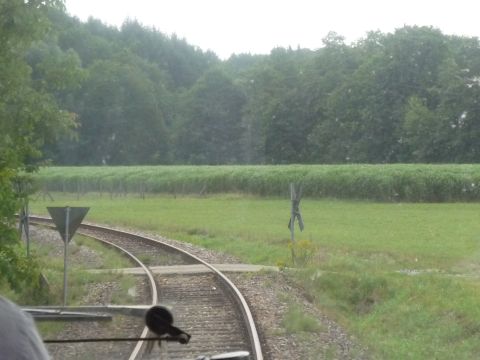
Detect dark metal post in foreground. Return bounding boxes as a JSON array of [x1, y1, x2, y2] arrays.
[[25, 201, 30, 257], [290, 184, 296, 264], [63, 207, 70, 307], [14, 177, 32, 257], [18, 201, 30, 257]]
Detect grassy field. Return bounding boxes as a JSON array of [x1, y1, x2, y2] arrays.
[[30, 193, 480, 359]]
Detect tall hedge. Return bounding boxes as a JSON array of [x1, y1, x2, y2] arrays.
[[35, 164, 480, 202]]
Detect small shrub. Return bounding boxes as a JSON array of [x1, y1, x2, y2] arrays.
[[282, 303, 322, 334], [276, 259, 288, 270], [138, 254, 153, 265], [289, 239, 316, 266], [0, 245, 50, 303]]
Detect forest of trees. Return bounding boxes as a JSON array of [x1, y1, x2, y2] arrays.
[[1, 0, 75, 299], [24, 8, 480, 165]]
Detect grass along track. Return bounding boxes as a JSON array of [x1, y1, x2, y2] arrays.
[[29, 226, 149, 359]]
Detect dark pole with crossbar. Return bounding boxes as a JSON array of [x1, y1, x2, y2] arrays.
[[63, 207, 70, 307], [289, 183, 305, 266], [290, 183, 296, 265]]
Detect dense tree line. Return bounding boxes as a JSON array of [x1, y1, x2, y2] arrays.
[[0, 0, 73, 299], [28, 10, 480, 164]]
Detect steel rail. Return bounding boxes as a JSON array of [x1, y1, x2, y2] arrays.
[[84, 232, 158, 360], [30, 215, 264, 360]]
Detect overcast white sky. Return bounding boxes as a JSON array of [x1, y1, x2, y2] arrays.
[[65, 0, 480, 59]]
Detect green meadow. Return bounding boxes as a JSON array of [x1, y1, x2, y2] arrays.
[[30, 191, 480, 359]]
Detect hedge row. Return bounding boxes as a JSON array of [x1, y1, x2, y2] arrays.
[[34, 164, 480, 202]]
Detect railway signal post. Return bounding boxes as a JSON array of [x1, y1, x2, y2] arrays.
[[13, 176, 34, 257], [47, 206, 89, 307], [288, 183, 304, 265]]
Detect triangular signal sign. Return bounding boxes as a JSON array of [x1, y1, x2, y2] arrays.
[[47, 207, 89, 243]]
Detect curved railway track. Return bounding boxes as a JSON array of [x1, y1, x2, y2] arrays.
[[29, 216, 263, 360]]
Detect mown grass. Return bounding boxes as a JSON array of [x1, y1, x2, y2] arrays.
[[30, 193, 480, 359], [35, 164, 480, 202], [28, 230, 137, 306], [30, 194, 480, 268], [30, 229, 138, 340]]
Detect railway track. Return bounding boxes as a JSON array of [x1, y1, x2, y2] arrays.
[[29, 216, 263, 360]]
